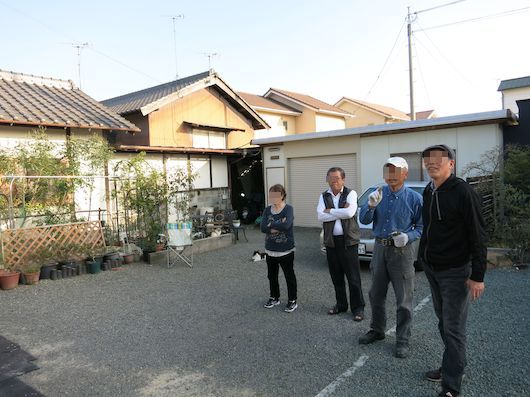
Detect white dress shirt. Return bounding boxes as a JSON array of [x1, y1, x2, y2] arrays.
[[317, 188, 358, 236]]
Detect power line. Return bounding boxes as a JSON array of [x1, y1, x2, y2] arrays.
[[413, 20, 478, 88], [0, 1, 161, 86], [417, 6, 530, 32], [87, 47, 161, 84], [363, 20, 406, 101], [415, 0, 467, 15], [411, 39, 433, 111]]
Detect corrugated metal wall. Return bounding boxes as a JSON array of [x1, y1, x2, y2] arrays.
[[288, 154, 358, 227]]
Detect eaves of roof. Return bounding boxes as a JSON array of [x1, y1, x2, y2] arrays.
[[115, 144, 244, 156], [498, 76, 530, 91], [237, 92, 302, 116], [336, 97, 410, 121], [252, 109, 517, 146], [265, 88, 352, 117]]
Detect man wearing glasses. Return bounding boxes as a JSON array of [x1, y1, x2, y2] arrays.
[[317, 167, 365, 322], [358, 157, 423, 359], [420, 144, 487, 397]]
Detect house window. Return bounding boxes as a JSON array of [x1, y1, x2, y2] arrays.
[[192, 129, 226, 149], [391, 152, 429, 181], [391, 150, 457, 181]]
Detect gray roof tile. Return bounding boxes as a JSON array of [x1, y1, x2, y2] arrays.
[[0, 70, 140, 132], [101, 71, 210, 114]]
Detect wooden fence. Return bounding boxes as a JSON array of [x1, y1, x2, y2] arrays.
[[0, 221, 105, 269]]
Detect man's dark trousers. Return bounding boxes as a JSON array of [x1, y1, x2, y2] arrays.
[[326, 235, 364, 314], [423, 261, 471, 394]]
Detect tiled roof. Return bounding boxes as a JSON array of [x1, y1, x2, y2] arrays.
[[337, 97, 410, 120], [238, 92, 301, 114], [101, 71, 210, 114], [0, 70, 139, 132], [498, 76, 530, 91], [409, 110, 436, 120], [266, 88, 351, 116]]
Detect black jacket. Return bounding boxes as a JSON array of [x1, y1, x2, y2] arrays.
[[419, 174, 487, 282]]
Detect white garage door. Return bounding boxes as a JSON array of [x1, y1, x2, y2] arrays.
[[288, 154, 358, 227]]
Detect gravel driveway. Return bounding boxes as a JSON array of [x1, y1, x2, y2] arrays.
[[1, 227, 528, 396]]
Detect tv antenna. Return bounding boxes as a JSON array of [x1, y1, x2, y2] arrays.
[[202, 52, 218, 72], [64, 42, 89, 89], [166, 14, 184, 80]]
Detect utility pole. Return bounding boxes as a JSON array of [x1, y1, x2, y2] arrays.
[[406, 1, 465, 120], [407, 7, 416, 120]]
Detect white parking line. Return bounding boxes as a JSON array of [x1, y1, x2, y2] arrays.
[[315, 295, 432, 396], [315, 355, 369, 397], [386, 295, 431, 336]]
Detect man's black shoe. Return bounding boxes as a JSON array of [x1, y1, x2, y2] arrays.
[[438, 389, 459, 397], [425, 368, 442, 382], [394, 343, 409, 358], [358, 330, 385, 345]]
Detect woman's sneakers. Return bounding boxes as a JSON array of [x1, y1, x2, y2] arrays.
[[264, 298, 297, 312], [264, 297, 280, 308], [284, 300, 298, 313]]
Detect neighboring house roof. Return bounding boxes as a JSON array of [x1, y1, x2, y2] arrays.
[[0, 70, 139, 132], [102, 71, 269, 130], [335, 97, 410, 121], [498, 76, 530, 91], [408, 109, 436, 120], [237, 92, 301, 116], [265, 88, 352, 117], [252, 109, 517, 145]]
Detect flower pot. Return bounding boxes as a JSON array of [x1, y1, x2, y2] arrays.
[[232, 220, 241, 228], [40, 263, 58, 280], [86, 260, 100, 274], [0, 271, 20, 290], [104, 252, 121, 262], [122, 253, 134, 264], [155, 243, 165, 252], [24, 271, 40, 285]]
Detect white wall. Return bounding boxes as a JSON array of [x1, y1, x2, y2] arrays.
[[502, 87, 530, 115], [315, 114, 345, 132], [256, 113, 287, 138], [359, 124, 502, 192]]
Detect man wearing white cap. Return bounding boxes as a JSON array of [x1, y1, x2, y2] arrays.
[[358, 157, 423, 358]]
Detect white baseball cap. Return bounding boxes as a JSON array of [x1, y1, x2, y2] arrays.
[[385, 157, 408, 169]]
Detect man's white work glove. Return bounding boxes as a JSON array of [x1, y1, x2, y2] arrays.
[[368, 187, 383, 208], [392, 232, 409, 248]]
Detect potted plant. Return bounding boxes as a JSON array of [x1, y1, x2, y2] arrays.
[[120, 243, 135, 265], [20, 262, 41, 285], [38, 246, 59, 280], [79, 244, 103, 274], [0, 252, 20, 290]]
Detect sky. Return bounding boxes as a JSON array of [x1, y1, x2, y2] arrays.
[[1, 0, 530, 117]]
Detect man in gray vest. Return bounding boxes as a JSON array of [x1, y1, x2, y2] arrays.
[[358, 157, 423, 359], [317, 167, 365, 321]]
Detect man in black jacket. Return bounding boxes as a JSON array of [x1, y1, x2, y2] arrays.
[[419, 144, 487, 397]]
